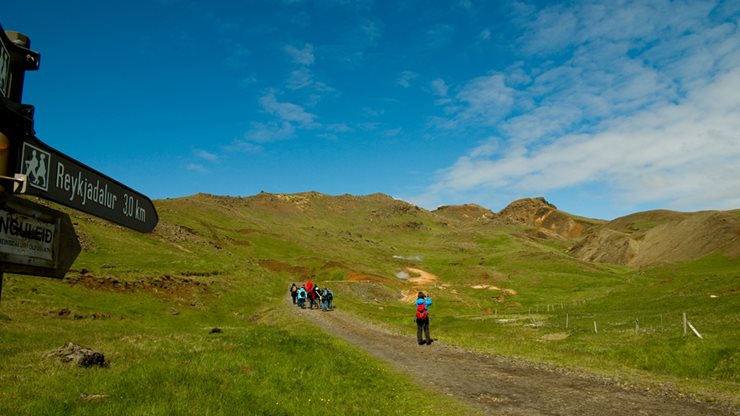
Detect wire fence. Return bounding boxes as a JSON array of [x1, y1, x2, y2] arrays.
[[472, 301, 706, 339]]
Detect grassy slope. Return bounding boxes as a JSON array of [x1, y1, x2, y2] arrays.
[[0, 196, 477, 416], [1, 193, 738, 414]]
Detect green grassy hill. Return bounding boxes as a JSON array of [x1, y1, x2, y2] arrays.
[[1, 192, 738, 414]]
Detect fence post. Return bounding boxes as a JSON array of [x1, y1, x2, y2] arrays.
[[565, 313, 569, 330], [683, 312, 687, 336], [635, 318, 639, 333], [687, 321, 704, 339], [593, 321, 598, 334]]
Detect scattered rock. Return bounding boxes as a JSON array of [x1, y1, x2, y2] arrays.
[[47, 342, 108, 367], [80, 393, 110, 401], [45, 309, 110, 320]]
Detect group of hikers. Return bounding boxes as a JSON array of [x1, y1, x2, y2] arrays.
[[290, 278, 434, 345], [290, 278, 334, 312]]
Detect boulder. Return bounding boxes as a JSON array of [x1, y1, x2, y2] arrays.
[[47, 342, 108, 367]]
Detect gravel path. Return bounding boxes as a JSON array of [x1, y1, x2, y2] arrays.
[[289, 301, 736, 416]]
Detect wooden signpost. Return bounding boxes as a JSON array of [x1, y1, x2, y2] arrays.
[[0, 192, 80, 278], [0, 22, 158, 303]]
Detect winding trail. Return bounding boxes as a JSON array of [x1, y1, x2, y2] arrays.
[[288, 300, 735, 416]]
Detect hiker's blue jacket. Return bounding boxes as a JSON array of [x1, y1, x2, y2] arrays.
[[415, 297, 432, 310]]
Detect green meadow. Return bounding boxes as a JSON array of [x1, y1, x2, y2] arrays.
[[1, 193, 738, 414]]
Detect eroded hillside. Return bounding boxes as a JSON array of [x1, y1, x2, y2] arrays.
[[570, 209, 740, 266], [150, 193, 739, 269]]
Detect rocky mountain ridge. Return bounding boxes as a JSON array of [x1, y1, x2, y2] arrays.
[[165, 192, 740, 267]]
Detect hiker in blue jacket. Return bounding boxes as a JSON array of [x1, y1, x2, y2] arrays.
[[297, 286, 308, 309], [415, 292, 433, 345]]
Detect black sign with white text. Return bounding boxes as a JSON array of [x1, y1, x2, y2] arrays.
[[16, 137, 158, 233]]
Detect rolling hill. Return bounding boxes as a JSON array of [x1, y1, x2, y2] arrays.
[[1, 191, 738, 414]]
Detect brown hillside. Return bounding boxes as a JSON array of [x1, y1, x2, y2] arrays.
[[497, 197, 596, 239], [571, 210, 740, 266], [433, 204, 497, 224]]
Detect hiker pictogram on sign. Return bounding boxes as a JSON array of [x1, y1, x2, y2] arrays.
[[21, 142, 50, 192]]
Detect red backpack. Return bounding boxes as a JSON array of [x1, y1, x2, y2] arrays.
[[416, 303, 428, 319]]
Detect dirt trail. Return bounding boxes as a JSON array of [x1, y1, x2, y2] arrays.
[[288, 300, 736, 416]]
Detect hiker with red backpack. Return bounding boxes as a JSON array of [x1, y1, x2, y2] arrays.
[[415, 291, 433, 345], [306, 277, 316, 309]]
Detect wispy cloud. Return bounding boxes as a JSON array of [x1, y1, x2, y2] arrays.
[[431, 78, 448, 96], [227, 140, 263, 153], [286, 67, 335, 92], [439, 72, 517, 128], [285, 43, 315, 65], [259, 91, 317, 127], [478, 28, 491, 41], [194, 149, 218, 161], [245, 120, 296, 143], [398, 71, 418, 88], [426, 24, 455, 49], [415, 0, 740, 213], [185, 163, 209, 174]]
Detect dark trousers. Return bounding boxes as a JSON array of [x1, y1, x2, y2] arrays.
[[416, 317, 430, 344]]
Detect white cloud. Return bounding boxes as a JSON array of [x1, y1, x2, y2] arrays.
[[419, 0, 740, 213], [431, 78, 448, 96], [246, 90, 352, 144], [286, 68, 314, 90], [259, 92, 317, 127], [194, 149, 218, 161], [285, 67, 335, 93], [285, 43, 315, 65], [444, 72, 516, 127], [185, 163, 208, 174], [361, 20, 382, 44], [228, 140, 263, 153], [426, 24, 455, 49], [478, 28, 491, 41], [245, 121, 296, 142], [430, 67, 740, 212], [398, 71, 418, 88]]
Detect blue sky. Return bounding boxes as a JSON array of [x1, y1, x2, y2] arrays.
[[3, 0, 739, 220]]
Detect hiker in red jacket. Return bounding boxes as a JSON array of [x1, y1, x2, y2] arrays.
[[306, 278, 315, 308], [415, 291, 433, 345], [306, 278, 314, 293]]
